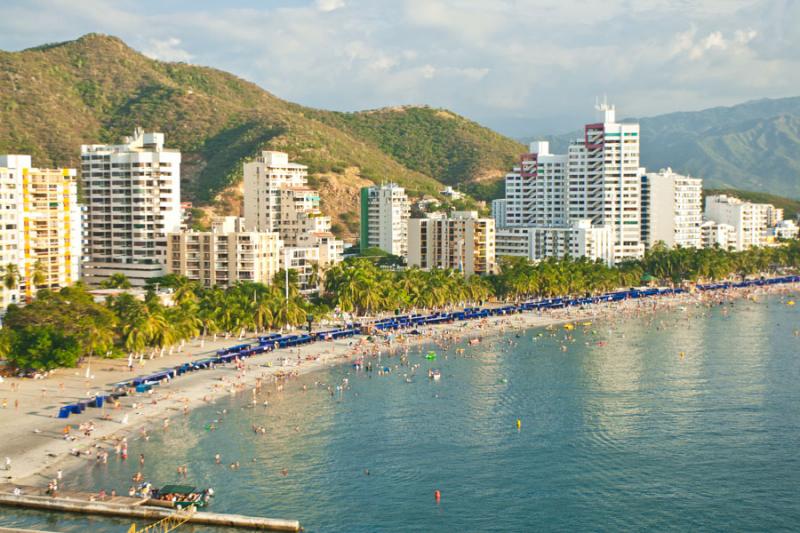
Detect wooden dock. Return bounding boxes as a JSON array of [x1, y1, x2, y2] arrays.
[[0, 484, 300, 532]]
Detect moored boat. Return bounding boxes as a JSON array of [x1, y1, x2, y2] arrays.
[[148, 485, 214, 509]]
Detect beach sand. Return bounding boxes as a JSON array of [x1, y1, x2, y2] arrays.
[[0, 283, 795, 489]]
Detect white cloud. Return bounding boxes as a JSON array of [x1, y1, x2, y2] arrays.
[[141, 37, 193, 62], [316, 0, 345, 12]]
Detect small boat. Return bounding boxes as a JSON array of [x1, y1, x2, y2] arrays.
[[148, 485, 214, 509], [428, 369, 441, 381]]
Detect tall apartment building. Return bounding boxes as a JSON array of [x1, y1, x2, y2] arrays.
[[407, 211, 496, 276], [0, 155, 82, 306], [504, 141, 568, 227], [81, 129, 181, 286], [641, 168, 702, 248], [360, 183, 410, 256], [568, 104, 644, 260], [166, 217, 281, 288], [0, 165, 21, 309], [491, 199, 507, 229], [243, 151, 343, 271], [704, 194, 783, 251], [243, 151, 308, 234], [496, 220, 614, 265]]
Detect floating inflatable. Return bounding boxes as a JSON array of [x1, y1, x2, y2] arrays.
[[425, 351, 437, 360]]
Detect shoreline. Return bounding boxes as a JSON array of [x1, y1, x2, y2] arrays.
[[1, 281, 797, 493]]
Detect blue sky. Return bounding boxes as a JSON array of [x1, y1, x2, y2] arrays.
[[1, 0, 798, 135]]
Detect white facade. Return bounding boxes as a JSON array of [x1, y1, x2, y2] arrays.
[[491, 199, 508, 229], [641, 168, 702, 248], [81, 129, 181, 286], [568, 105, 644, 261], [0, 165, 21, 309], [704, 194, 783, 251], [496, 220, 614, 266], [0, 155, 82, 306], [407, 211, 495, 276], [166, 217, 282, 288], [504, 141, 568, 227], [243, 151, 308, 233], [770, 220, 799, 240], [499, 105, 644, 264], [360, 183, 410, 256], [700, 220, 736, 250]]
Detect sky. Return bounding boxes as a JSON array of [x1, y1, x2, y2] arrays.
[[1, 0, 799, 136]]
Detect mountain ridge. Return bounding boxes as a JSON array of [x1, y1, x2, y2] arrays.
[[0, 33, 523, 236]]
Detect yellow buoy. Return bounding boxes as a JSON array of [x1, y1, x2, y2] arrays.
[[788, 300, 796, 306], [516, 419, 522, 429]]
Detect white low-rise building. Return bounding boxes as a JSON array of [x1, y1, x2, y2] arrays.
[[166, 217, 282, 288], [704, 194, 783, 251], [700, 220, 736, 250], [496, 220, 614, 266], [770, 219, 799, 240]]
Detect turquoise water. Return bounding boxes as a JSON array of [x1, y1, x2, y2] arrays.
[[2, 295, 800, 532]]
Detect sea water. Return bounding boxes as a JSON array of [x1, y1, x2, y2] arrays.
[[2, 295, 799, 532]]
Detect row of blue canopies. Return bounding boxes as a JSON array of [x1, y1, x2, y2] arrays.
[[57, 275, 799, 418]]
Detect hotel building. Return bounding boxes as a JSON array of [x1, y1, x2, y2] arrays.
[[81, 129, 181, 286], [496, 220, 614, 265], [704, 194, 783, 251]]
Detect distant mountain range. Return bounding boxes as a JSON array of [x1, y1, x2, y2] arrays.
[[0, 34, 797, 241], [527, 96, 800, 199]]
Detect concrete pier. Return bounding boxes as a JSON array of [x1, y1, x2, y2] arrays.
[[0, 485, 300, 532]]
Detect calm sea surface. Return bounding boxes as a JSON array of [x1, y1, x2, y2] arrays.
[[2, 295, 800, 532]]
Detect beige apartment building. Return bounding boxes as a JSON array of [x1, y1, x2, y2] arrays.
[[407, 211, 496, 276], [166, 217, 282, 288]]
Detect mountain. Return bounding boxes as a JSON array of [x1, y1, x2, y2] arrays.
[[0, 34, 523, 237], [527, 97, 800, 199]]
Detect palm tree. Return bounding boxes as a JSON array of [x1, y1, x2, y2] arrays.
[[32, 260, 47, 290], [3, 263, 19, 292], [101, 273, 132, 289]]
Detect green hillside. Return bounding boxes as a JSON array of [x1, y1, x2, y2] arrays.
[[0, 34, 524, 236], [305, 106, 523, 185]]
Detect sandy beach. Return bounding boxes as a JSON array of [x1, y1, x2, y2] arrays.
[[0, 282, 796, 490]]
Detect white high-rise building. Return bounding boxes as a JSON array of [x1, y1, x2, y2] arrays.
[[359, 184, 410, 256], [641, 168, 702, 248], [0, 155, 82, 306], [496, 220, 614, 266], [499, 104, 644, 263], [704, 194, 783, 251], [504, 141, 568, 227], [568, 104, 644, 260], [81, 129, 181, 286], [407, 211, 496, 276]]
